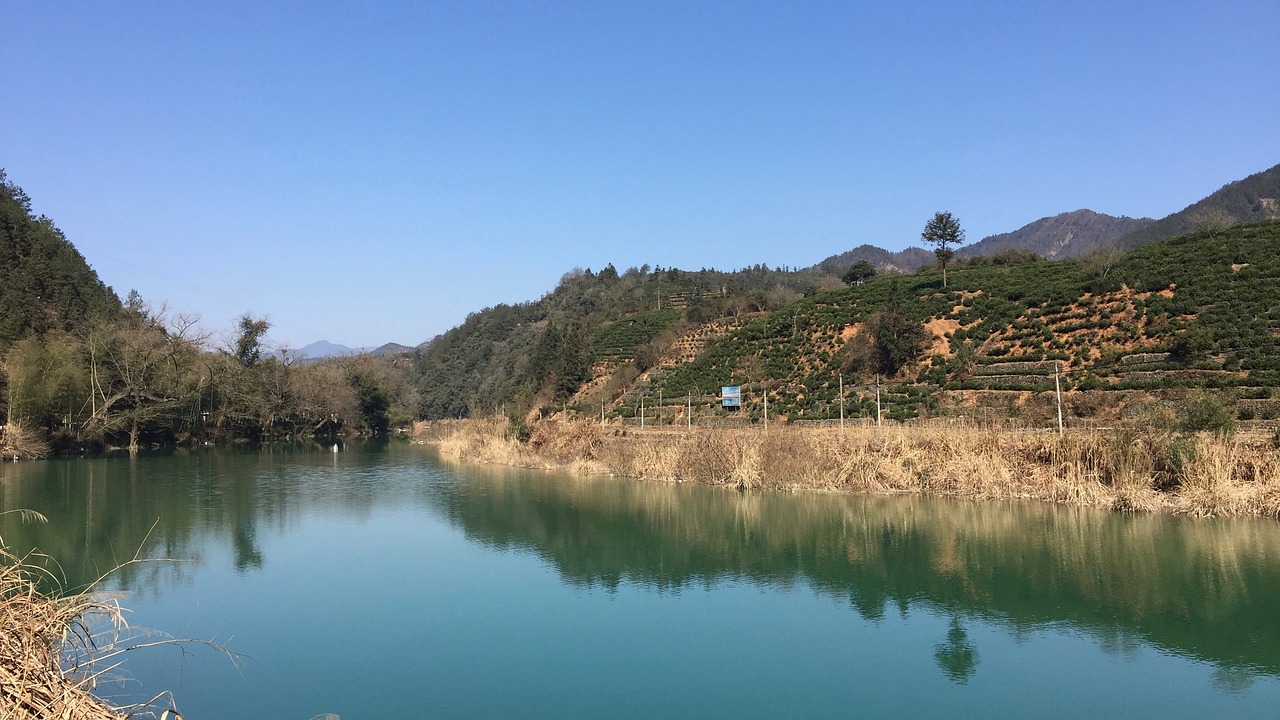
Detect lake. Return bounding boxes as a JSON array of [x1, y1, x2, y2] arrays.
[[2, 442, 1280, 718]]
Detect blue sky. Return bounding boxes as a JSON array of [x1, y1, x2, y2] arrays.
[[4, 1, 1278, 349]]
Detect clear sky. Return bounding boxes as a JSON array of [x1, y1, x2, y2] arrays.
[[4, 1, 1278, 350]]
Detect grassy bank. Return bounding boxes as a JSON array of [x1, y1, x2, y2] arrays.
[[425, 418, 1280, 518]]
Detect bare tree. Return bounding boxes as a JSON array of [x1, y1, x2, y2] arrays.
[[82, 304, 208, 452]]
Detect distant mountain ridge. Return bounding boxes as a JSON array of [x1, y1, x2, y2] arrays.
[[809, 162, 1280, 274], [956, 209, 1152, 260], [290, 339, 413, 360], [808, 209, 1148, 274], [1117, 162, 1280, 250]]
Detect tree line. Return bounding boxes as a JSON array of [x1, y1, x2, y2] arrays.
[[0, 172, 416, 454]]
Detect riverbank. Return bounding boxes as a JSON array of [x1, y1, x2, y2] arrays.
[[0, 545, 123, 720], [422, 418, 1280, 518]]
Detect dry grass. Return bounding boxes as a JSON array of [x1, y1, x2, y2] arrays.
[[431, 418, 607, 474], [425, 419, 1280, 519], [0, 513, 201, 720], [0, 424, 51, 461], [1, 543, 125, 720]]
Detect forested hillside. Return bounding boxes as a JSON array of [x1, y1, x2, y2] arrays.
[[415, 219, 1280, 428], [1117, 162, 1280, 250], [0, 170, 120, 351], [412, 263, 841, 418], [0, 172, 415, 455]]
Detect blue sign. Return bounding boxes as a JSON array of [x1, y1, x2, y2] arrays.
[[722, 386, 741, 408]]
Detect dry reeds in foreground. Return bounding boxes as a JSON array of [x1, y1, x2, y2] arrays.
[[0, 519, 198, 720], [426, 419, 1280, 519], [0, 545, 125, 719]]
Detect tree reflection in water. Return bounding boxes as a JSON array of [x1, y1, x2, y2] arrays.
[[934, 616, 978, 684]]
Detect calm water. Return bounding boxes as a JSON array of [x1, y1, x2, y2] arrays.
[[3, 443, 1280, 718]]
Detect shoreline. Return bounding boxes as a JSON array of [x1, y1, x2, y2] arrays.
[[420, 418, 1280, 519]]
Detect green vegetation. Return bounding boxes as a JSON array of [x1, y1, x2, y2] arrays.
[[921, 210, 966, 287], [411, 263, 839, 418], [841, 260, 876, 286], [0, 171, 119, 353], [626, 220, 1280, 423], [0, 173, 414, 454]]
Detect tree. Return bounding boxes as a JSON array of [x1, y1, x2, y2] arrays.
[[842, 260, 877, 286], [921, 211, 965, 288], [232, 314, 271, 368], [839, 279, 928, 378], [1186, 206, 1235, 238], [82, 304, 207, 452]]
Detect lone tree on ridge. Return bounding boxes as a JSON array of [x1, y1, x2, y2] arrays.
[[921, 211, 965, 288], [842, 260, 876, 286]]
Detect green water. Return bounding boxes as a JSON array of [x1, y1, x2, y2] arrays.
[[3, 443, 1280, 718]]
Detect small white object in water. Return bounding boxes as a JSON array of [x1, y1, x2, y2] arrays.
[[331, 443, 339, 453]]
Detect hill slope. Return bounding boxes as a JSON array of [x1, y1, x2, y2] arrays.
[[639, 220, 1280, 423], [0, 170, 120, 352], [1117, 162, 1280, 250], [414, 218, 1280, 425]]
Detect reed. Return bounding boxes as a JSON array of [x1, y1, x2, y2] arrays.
[[0, 543, 124, 719], [0, 511, 200, 719], [426, 419, 1280, 519]]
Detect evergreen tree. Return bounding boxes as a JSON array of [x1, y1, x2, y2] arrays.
[[921, 211, 965, 288]]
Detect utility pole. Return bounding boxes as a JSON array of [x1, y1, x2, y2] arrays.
[[658, 389, 662, 426], [839, 374, 845, 429], [876, 375, 882, 427], [601, 399, 605, 426], [687, 392, 691, 429], [763, 389, 769, 431], [640, 395, 645, 429], [1055, 363, 1065, 436]]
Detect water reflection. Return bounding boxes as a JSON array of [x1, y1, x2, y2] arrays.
[[433, 462, 1280, 686], [934, 617, 978, 684], [3, 445, 1280, 689]]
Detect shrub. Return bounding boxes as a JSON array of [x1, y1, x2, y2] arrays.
[[507, 414, 533, 443], [1177, 392, 1236, 436]]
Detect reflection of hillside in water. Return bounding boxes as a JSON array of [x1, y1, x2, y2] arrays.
[[0, 443, 442, 591], [438, 463, 1280, 681]]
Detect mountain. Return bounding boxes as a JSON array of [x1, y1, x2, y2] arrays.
[[1116, 162, 1280, 250], [956, 209, 1152, 260], [370, 342, 413, 357], [288, 340, 413, 360], [811, 210, 1151, 275], [810, 244, 935, 274], [294, 340, 363, 359], [0, 170, 121, 352]]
